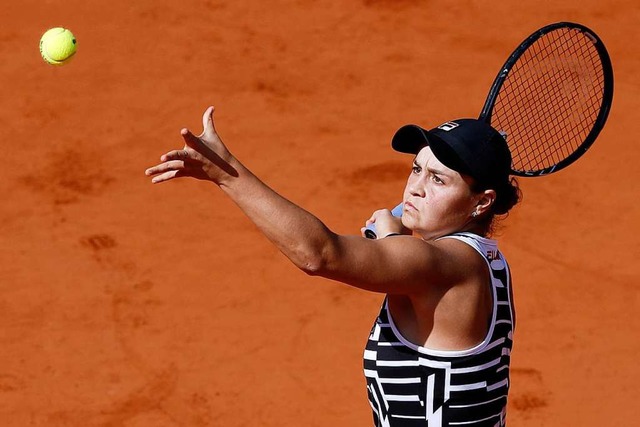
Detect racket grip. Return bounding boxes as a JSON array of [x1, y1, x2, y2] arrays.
[[363, 203, 404, 239]]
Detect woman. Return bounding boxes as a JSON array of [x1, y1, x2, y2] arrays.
[[145, 107, 521, 426]]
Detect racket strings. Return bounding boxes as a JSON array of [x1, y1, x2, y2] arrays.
[[491, 28, 605, 173]]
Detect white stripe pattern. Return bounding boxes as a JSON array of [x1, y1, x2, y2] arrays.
[[363, 232, 514, 427]]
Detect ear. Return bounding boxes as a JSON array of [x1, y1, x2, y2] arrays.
[[474, 189, 497, 217]]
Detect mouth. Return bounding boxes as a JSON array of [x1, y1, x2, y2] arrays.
[[404, 201, 417, 212]]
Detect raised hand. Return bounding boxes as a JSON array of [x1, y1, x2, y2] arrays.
[[145, 106, 239, 185]]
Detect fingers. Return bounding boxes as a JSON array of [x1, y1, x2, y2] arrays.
[[180, 128, 201, 150], [145, 159, 186, 176], [365, 210, 381, 226], [177, 107, 217, 146], [145, 148, 204, 183], [148, 169, 181, 183], [146, 105, 225, 184], [365, 209, 391, 225], [158, 148, 189, 162]]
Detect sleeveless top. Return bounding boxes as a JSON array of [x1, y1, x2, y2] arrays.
[[363, 232, 515, 426]]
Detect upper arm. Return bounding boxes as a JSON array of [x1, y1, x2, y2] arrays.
[[311, 234, 484, 295]]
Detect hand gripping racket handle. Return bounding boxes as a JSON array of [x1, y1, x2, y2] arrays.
[[363, 203, 404, 239]]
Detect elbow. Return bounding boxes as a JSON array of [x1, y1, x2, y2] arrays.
[[297, 254, 327, 276], [293, 240, 338, 277], [290, 232, 340, 277]]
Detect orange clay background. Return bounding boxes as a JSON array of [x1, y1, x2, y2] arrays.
[[1, 1, 639, 426]]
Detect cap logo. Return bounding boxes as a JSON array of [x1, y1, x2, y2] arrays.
[[438, 121, 459, 132]]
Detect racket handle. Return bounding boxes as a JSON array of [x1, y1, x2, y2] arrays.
[[363, 203, 404, 239]]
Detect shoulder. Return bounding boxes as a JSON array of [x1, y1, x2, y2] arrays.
[[377, 234, 489, 294], [427, 236, 490, 287]]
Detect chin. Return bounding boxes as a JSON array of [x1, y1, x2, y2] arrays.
[[400, 215, 416, 230]]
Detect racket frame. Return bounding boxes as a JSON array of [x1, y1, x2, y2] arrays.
[[478, 21, 614, 176]]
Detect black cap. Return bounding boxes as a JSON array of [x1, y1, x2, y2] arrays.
[[392, 119, 512, 187]]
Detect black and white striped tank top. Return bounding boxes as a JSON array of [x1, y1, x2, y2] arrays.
[[363, 232, 515, 426]]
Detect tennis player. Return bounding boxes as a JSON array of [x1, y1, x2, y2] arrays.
[[145, 106, 521, 427]]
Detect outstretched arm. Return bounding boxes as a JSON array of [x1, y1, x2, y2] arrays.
[[145, 107, 477, 294]]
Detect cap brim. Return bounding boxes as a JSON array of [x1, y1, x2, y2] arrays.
[[391, 125, 472, 175], [391, 125, 430, 154]]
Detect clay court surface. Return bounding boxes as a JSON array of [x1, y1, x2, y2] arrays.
[[1, 1, 638, 425]]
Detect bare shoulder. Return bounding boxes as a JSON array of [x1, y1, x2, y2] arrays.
[[431, 236, 487, 266], [422, 236, 489, 289]]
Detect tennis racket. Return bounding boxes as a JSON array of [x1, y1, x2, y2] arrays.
[[365, 21, 614, 239]]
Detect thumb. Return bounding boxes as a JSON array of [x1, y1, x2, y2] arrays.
[[200, 106, 217, 140]]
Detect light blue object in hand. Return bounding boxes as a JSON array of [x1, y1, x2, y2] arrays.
[[364, 203, 404, 239]]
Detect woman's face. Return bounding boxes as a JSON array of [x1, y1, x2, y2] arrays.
[[402, 146, 480, 240]]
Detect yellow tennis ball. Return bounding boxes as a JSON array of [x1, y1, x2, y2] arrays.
[[39, 27, 77, 66]]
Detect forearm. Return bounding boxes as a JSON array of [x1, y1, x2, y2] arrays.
[[146, 106, 342, 275], [219, 158, 337, 272]]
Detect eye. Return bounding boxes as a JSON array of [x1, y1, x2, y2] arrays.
[[431, 174, 444, 184], [412, 165, 421, 174]]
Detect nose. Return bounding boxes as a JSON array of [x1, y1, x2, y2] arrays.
[[406, 175, 425, 198]]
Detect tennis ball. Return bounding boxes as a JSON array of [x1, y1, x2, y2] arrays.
[[39, 27, 77, 66]]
